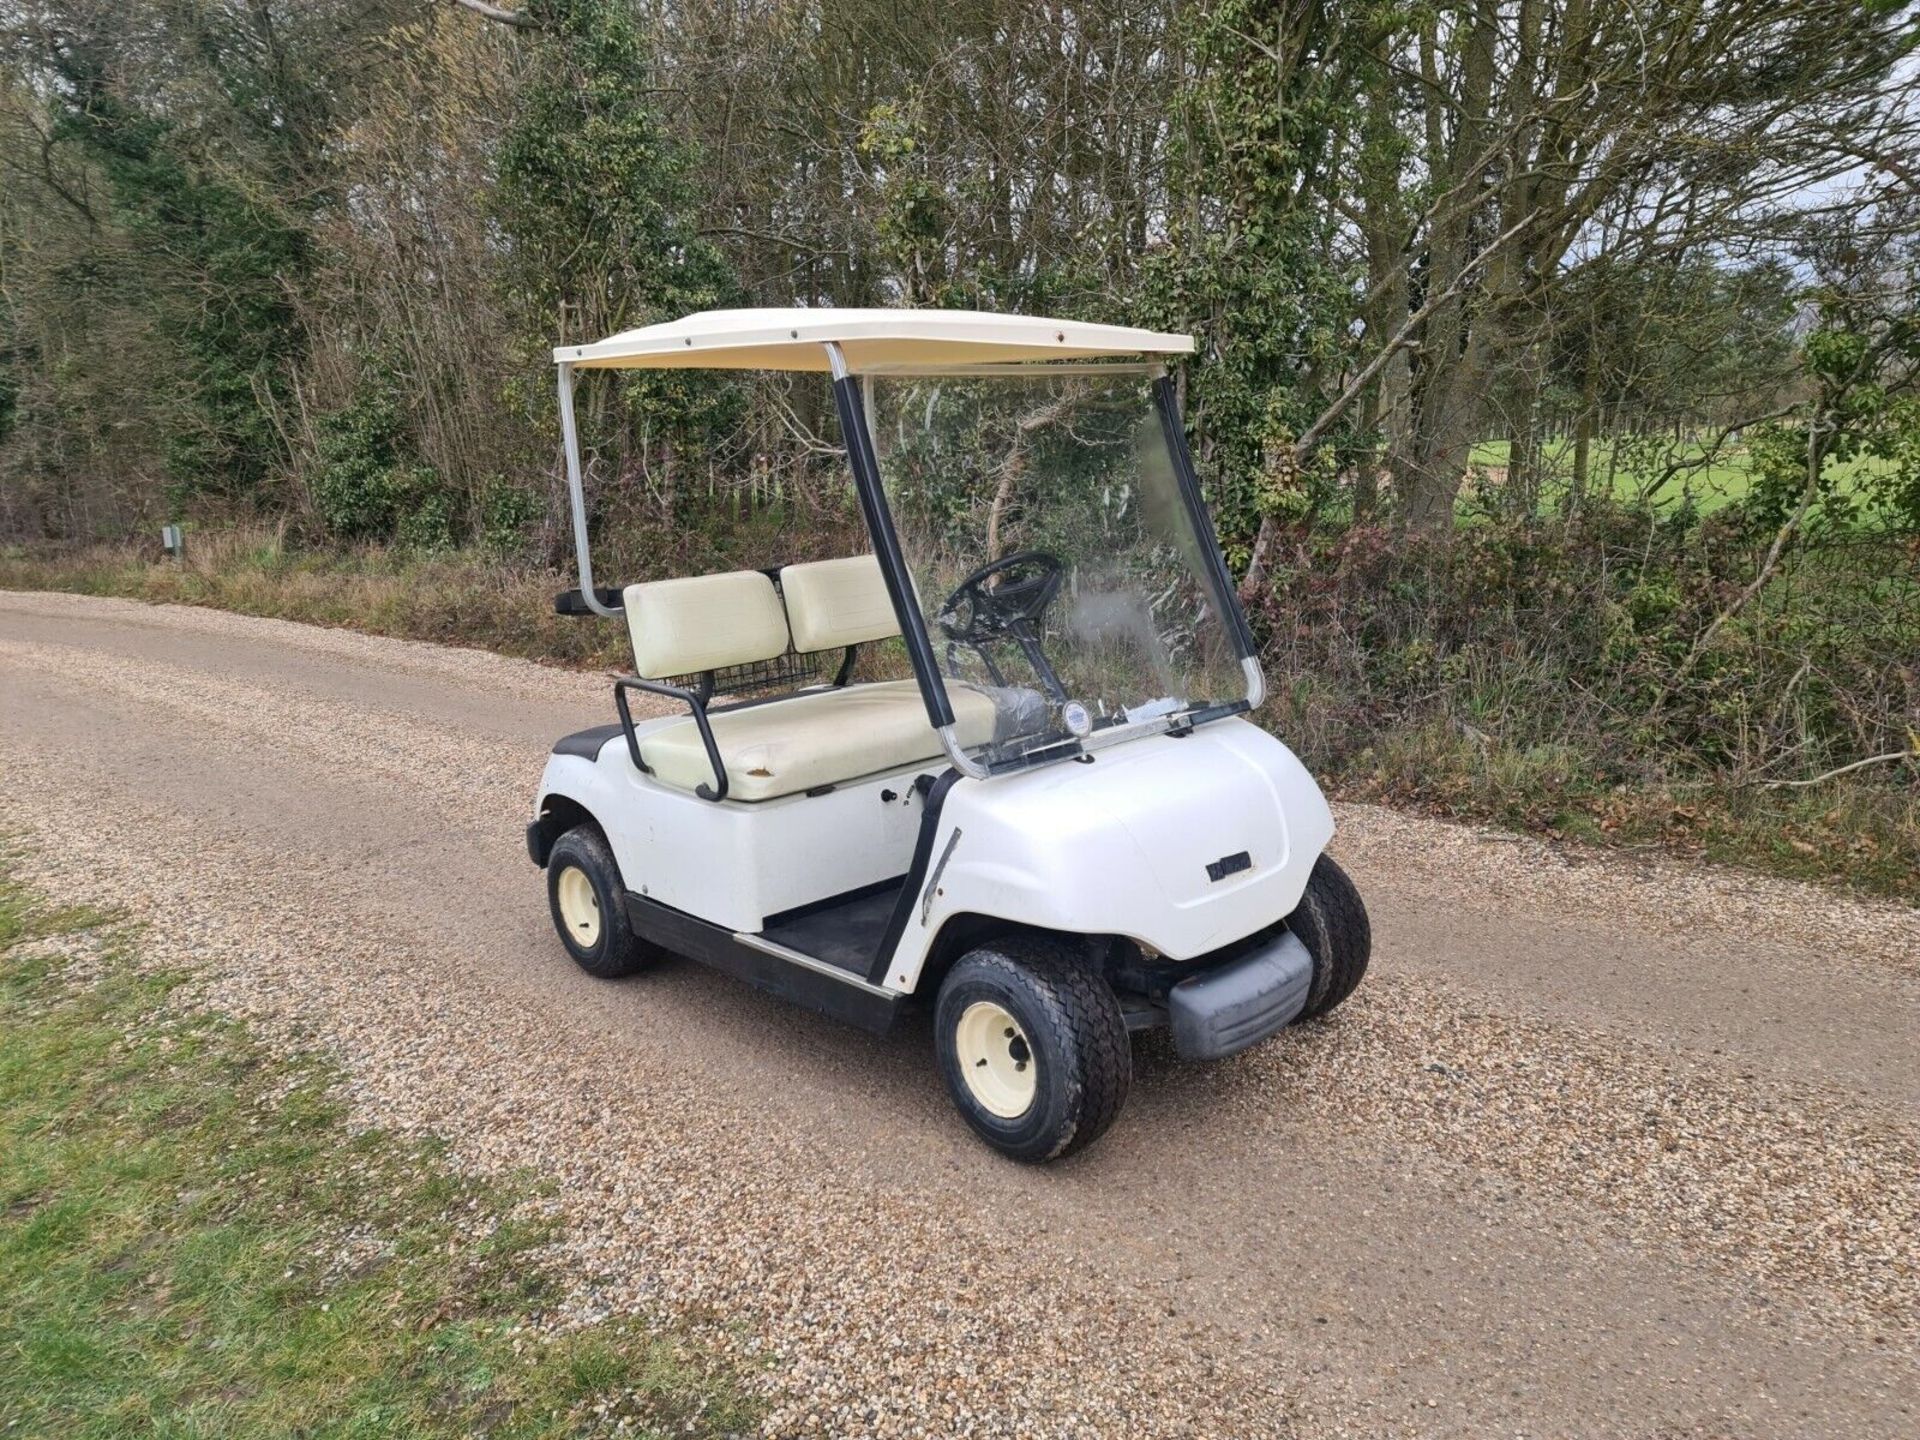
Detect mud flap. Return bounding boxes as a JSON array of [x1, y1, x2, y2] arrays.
[[1167, 930, 1315, 1061]]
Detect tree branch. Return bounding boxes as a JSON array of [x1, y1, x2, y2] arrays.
[[1760, 750, 1917, 789], [1636, 400, 1802, 503], [1641, 417, 1828, 726], [1238, 208, 1542, 597], [444, 0, 540, 29], [1293, 208, 1543, 462]]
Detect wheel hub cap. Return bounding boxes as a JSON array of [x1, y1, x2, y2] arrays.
[[556, 865, 601, 947], [955, 1000, 1037, 1119]]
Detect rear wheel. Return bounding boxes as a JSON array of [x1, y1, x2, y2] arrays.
[[934, 936, 1131, 1163], [546, 826, 659, 979], [1286, 854, 1371, 1020]]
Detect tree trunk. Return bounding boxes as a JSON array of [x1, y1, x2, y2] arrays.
[[1387, 2, 1498, 531], [1569, 348, 1599, 515], [1505, 413, 1536, 517], [1352, 381, 1381, 519], [1503, 331, 1549, 517]]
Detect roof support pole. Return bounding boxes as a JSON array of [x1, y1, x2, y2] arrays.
[[557, 361, 620, 618], [823, 342, 987, 782]]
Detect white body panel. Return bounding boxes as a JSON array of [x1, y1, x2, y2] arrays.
[[537, 717, 931, 934], [534, 715, 1331, 994], [880, 719, 1332, 989]]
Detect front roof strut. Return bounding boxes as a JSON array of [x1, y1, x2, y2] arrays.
[[823, 341, 989, 782]]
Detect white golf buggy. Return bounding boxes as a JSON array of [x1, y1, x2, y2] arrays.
[[527, 309, 1369, 1161]]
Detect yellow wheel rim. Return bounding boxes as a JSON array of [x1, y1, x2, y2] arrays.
[[556, 865, 601, 948], [955, 1000, 1037, 1119]]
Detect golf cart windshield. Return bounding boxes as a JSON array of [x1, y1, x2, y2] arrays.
[[865, 365, 1247, 769]]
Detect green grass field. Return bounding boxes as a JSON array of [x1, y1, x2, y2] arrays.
[[0, 855, 757, 1439], [1464, 436, 1896, 516]]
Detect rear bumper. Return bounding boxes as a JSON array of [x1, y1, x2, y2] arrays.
[[1166, 930, 1314, 1060]]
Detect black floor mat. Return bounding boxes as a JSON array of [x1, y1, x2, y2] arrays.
[[759, 880, 905, 974]]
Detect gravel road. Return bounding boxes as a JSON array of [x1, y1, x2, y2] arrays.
[[3, 589, 1916, 1438]]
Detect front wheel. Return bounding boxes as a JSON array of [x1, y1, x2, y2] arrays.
[[546, 826, 660, 979], [1286, 854, 1371, 1021], [934, 936, 1131, 1163]]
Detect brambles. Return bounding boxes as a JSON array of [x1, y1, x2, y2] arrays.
[[1252, 506, 1918, 894]]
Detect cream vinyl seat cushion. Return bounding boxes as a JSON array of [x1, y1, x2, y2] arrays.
[[622, 570, 789, 679], [778, 555, 901, 651], [641, 680, 997, 801]]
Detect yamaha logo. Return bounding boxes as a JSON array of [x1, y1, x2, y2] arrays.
[[1206, 851, 1252, 883]]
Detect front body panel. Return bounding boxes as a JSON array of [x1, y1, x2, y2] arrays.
[[879, 718, 1333, 991]]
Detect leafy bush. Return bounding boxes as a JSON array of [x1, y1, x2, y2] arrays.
[[1250, 503, 1918, 888], [309, 381, 451, 549], [1259, 506, 1915, 780], [479, 474, 543, 557]]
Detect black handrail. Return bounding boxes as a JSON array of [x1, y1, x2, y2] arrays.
[[614, 676, 729, 802], [609, 639, 863, 806]]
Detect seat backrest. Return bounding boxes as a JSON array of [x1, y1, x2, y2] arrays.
[[779, 555, 902, 653], [622, 571, 790, 679]]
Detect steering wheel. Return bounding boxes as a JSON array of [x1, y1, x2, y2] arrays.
[[936, 550, 1065, 645]]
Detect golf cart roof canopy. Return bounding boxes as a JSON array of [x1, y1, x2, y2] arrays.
[[552, 307, 1195, 372]]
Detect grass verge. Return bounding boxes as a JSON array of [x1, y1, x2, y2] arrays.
[[0, 852, 759, 1438], [0, 529, 633, 670], [1321, 721, 1919, 900]]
